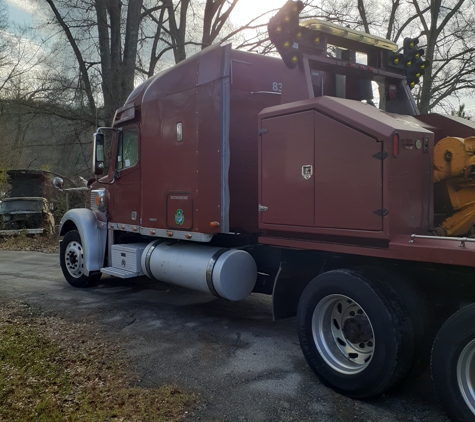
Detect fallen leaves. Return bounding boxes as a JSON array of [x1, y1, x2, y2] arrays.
[[0, 300, 195, 421]]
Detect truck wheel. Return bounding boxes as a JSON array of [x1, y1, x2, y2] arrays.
[[356, 267, 437, 381], [60, 230, 101, 288], [297, 269, 414, 398], [431, 304, 475, 421]]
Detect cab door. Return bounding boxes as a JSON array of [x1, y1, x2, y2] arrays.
[[110, 125, 141, 225]]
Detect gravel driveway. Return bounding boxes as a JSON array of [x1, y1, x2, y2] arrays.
[[0, 250, 449, 421]]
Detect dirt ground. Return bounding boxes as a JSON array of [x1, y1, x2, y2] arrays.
[[0, 299, 195, 421], [0, 232, 58, 253]]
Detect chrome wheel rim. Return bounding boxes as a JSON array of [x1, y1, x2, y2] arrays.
[[312, 294, 375, 374], [457, 338, 475, 414], [64, 240, 84, 278]]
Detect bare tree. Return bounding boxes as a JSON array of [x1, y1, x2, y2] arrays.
[[201, 0, 239, 48], [41, 0, 252, 123], [233, 0, 475, 115], [412, 0, 475, 113], [0, 0, 8, 67], [1, 0, 270, 177], [43, 0, 140, 125], [0, 2, 47, 95], [348, 0, 475, 113]]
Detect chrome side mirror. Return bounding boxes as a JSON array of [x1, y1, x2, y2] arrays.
[[53, 177, 64, 189], [93, 132, 105, 175]]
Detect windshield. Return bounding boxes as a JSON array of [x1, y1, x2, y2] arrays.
[[0, 199, 45, 213]]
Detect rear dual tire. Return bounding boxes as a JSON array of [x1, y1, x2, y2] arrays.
[[297, 269, 433, 398], [431, 304, 475, 421]]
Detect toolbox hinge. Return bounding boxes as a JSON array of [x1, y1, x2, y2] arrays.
[[374, 208, 389, 217], [259, 129, 268, 136], [373, 151, 388, 160]]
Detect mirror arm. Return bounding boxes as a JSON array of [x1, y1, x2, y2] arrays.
[[96, 126, 115, 133]]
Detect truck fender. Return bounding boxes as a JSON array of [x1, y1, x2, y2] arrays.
[[59, 208, 107, 276]]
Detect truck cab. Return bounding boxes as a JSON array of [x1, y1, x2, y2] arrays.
[[57, 1, 475, 416]]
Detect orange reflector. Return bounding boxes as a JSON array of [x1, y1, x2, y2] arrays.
[[95, 195, 100, 206], [393, 133, 400, 157], [166, 231, 173, 237], [150, 230, 156, 235], [132, 227, 137, 231], [120, 225, 125, 229], [210, 221, 220, 228], [185, 234, 192, 239]]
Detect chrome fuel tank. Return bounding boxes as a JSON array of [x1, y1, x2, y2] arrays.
[[141, 241, 257, 301]]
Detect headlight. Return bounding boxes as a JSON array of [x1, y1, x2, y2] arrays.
[[90, 189, 106, 212]]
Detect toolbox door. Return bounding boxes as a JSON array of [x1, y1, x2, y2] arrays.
[[314, 112, 383, 231], [260, 111, 315, 227]]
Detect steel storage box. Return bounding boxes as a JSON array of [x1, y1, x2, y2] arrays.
[[111, 243, 147, 273]]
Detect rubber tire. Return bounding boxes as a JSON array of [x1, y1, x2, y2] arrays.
[[297, 269, 414, 399], [356, 267, 438, 382], [60, 230, 101, 288], [431, 304, 475, 421]]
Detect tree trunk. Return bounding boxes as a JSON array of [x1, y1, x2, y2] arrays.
[[417, 0, 439, 114], [95, 0, 142, 125], [167, 0, 189, 64], [123, 0, 143, 98]]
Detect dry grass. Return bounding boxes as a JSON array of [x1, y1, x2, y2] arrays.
[[0, 232, 58, 253], [0, 301, 195, 421]]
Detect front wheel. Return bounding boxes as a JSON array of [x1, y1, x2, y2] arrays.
[[60, 230, 101, 287], [297, 269, 414, 398], [431, 304, 475, 421]]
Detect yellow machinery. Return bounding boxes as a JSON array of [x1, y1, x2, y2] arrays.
[[434, 136, 475, 236]]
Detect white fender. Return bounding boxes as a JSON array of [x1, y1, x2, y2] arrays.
[[59, 208, 107, 275]]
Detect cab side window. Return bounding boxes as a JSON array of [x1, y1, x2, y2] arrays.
[[116, 128, 138, 170]]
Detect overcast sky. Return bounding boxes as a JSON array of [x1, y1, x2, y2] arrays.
[[4, 0, 287, 27], [5, 0, 35, 26]]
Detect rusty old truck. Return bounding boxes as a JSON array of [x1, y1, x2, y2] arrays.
[[55, 1, 475, 419], [1, 170, 55, 235]]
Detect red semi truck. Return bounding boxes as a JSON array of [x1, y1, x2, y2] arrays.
[[55, 1, 475, 419]]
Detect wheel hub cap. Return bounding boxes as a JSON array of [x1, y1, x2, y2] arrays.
[[64, 241, 84, 279], [312, 294, 375, 374], [457, 338, 475, 414], [342, 315, 373, 344]]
